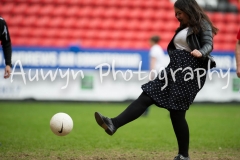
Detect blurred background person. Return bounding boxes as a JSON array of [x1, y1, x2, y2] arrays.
[[142, 35, 166, 116], [149, 35, 166, 81], [0, 16, 12, 79]]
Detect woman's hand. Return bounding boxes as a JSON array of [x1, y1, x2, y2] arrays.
[[191, 49, 202, 58], [4, 65, 11, 79], [237, 67, 240, 78]]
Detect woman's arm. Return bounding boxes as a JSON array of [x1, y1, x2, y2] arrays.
[[198, 21, 213, 58]]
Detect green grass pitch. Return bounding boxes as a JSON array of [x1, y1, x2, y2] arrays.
[[0, 102, 240, 160]]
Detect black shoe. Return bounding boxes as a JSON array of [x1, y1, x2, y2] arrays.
[[174, 154, 190, 160], [94, 112, 117, 136]]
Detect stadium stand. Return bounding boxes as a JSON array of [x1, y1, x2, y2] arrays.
[[0, 0, 239, 50]]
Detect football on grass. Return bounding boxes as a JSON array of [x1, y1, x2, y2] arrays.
[[50, 112, 73, 136]]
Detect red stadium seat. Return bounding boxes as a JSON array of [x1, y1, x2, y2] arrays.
[[214, 32, 225, 43], [215, 21, 228, 33], [88, 18, 105, 29], [165, 20, 179, 32], [11, 3, 29, 15], [8, 27, 20, 37], [163, 1, 174, 10], [61, 17, 79, 28], [226, 22, 239, 33], [73, 18, 93, 29], [90, 7, 107, 18], [0, 14, 12, 25], [213, 42, 223, 51], [105, 30, 121, 40], [211, 13, 225, 23], [99, 29, 113, 40], [136, 32, 151, 41], [27, 27, 43, 37], [25, 4, 41, 16], [152, 9, 167, 20], [124, 19, 141, 30], [39, 5, 55, 16], [19, 15, 37, 27], [51, 5, 68, 16], [47, 16, 64, 28], [137, 20, 152, 31], [1, 2, 15, 14], [162, 10, 176, 21], [116, 7, 132, 19], [224, 13, 239, 23], [102, 7, 119, 18], [34, 16, 51, 28], [120, 31, 136, 40], [140, 9, 156, 20], [8, 15, 24, 26]]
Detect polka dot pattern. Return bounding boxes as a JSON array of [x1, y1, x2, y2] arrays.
[[142, 49, 207, 110]]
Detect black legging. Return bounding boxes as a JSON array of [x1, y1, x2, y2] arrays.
[[111, 91, 189, 157]]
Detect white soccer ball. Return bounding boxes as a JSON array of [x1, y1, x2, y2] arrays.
[[50, 112, 73, 136]]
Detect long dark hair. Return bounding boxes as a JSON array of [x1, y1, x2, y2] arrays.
[[174, 0, 218, 35]]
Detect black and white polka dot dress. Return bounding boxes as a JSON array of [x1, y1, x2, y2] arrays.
[[142, 49, 207, 110]]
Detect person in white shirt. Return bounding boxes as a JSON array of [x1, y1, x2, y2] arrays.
[[149, 35, 166, 81], [143, 35, 166, 116]]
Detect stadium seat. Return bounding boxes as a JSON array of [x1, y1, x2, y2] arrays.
[[90, 7, 107, 18], [51, 5, 68, 16], [213, 42, 223, 51], [27, 27, 44, 37], [39, 5, 55, 16], [211, 13, 225, 23], [140, 9, 157, 20], [11, 3, 29, 15], [215, 21, 228, 33], [226, 22, 239, 33], [0, 14, 11, 25], [119, 31, 135, 40], [25, 4, 42, 15], [137, 20, 153, 31], [214, 32, 229, 44], [19, 15, 37, 27], [8, 15, 24, 26], [109, 19, 128, 30], [55, 38, 72, 46], [73, 18, 92, 29], [95, 30, 110, 40], [47, 16, 65, 28], [79, 6, 94, 17], [1, 2, 14, 14], [61, 17, 79, 28], [161, 10, 176, 21], [135, 32, 151, 40], [34, 16, 51, 28], [224, 13, 239, 23], [104, 30, 120, 40], [116, 8, 134, 19], [164, 20, 179, 32]]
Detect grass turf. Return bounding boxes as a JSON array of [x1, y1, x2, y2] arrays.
[[0, 102, 240, 160]]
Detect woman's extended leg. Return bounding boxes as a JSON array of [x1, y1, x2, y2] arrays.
[[94, 91, 154, 135], [169, 109, 189, 158], [111, 91, 155, 128]]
